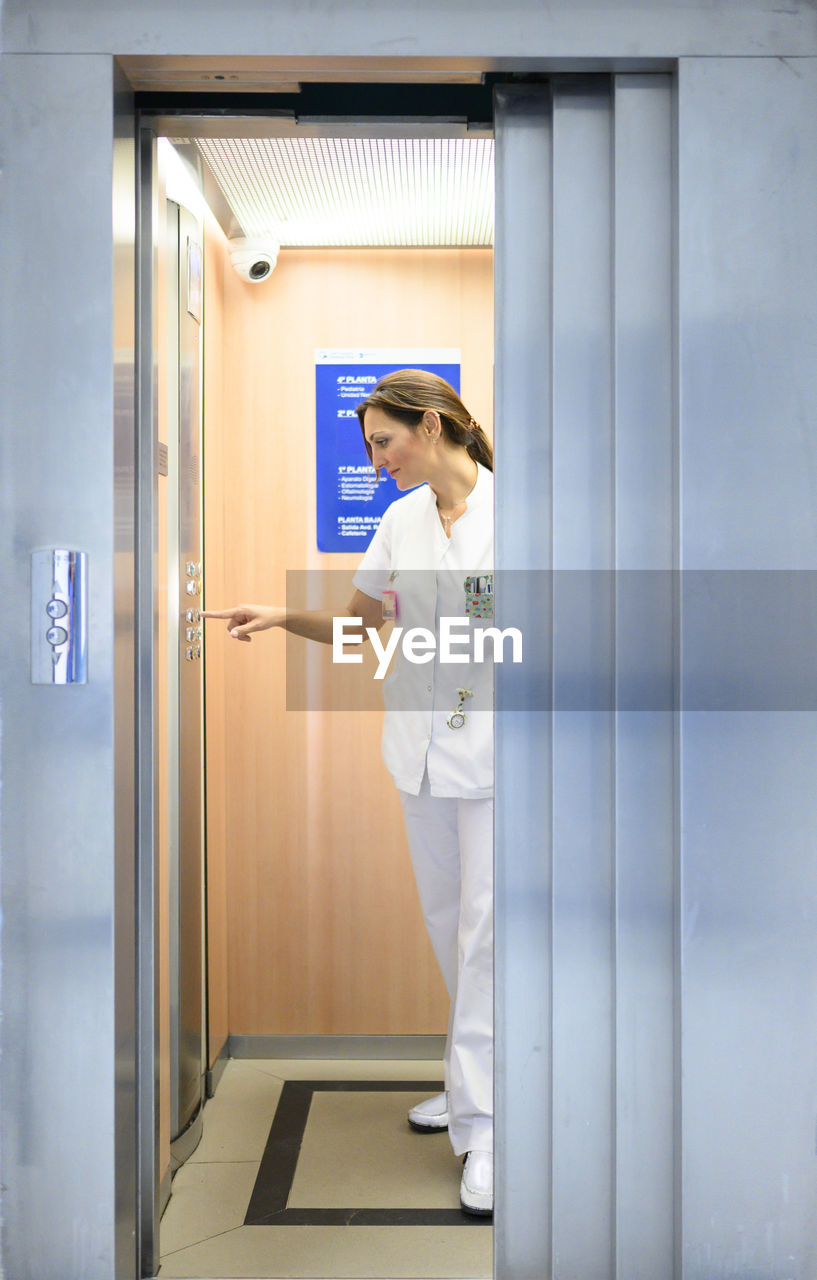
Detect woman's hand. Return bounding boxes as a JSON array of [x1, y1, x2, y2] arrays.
[[200, 604, 284, 642]]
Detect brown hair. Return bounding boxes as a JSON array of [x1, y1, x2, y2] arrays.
[[356, 368, 493, 473]]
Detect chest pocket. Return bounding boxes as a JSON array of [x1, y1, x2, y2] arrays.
[[464, 573, 494, 620]]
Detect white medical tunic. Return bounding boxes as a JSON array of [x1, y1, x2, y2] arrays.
[[353, 462, 494, 799]]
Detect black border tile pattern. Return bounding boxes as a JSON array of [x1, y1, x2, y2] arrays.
[[245, 1080, 490, 1226]]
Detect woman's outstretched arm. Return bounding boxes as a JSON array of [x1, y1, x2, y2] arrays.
[[201, 589, 384, 645]]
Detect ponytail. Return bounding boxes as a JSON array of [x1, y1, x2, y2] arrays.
[[356, 368, 493, 472]]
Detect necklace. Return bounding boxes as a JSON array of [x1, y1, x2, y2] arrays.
[[436, 463, 478, 536]]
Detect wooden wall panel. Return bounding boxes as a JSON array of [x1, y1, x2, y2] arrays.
[[203, 244, 493, 1034]]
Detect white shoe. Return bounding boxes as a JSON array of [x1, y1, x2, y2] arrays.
[[460, 1149, 493, 1216], [407, 1091, 449, 1132]]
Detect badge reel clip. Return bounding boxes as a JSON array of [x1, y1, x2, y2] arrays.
[[381, 589, 398, 621], [382, 570, 399, 622], [447, 687, 473, 730]]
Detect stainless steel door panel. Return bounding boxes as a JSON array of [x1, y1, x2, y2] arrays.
[[494, 82, 555, 1280], [550, 81, 616, 1280], [168, 201, 205, 1146], [136, 121, 162, 1280], [166, 201, 183, 1144], [611, 75, 676, 1280], [494, 75, 677, 1280]]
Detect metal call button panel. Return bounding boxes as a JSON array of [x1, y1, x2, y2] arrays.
[[31, 549, 88, 684]]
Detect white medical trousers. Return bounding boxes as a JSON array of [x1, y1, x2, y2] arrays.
[[398, 772, 493, 1157]]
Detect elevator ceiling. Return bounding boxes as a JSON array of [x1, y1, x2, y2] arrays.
[[176, 135, 494, 248]]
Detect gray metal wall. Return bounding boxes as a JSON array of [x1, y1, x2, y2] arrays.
[[677, 55, 817, 1278], [1, 0, 816, 58], [0, 55, 137, 1280], [1, 5, 816, 1279]]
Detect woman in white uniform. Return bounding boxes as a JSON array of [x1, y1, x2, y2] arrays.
[[202, 370, 494, 1216]]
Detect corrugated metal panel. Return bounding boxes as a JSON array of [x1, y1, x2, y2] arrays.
[[190, 136, 494, 246]]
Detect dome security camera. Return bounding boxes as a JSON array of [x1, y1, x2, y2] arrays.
[[228, 236, 280, 284]]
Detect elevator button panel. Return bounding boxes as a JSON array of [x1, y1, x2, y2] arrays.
[[31, 549, 88, 684], [182, 559, 203, 657]]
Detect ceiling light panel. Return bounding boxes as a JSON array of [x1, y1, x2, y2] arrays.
[[191, 136, 494, 247]]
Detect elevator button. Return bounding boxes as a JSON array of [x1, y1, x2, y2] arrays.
[[193, 645, 201, 660], [186, 608, 195, 624], [186, 647, 194, 661], [46, 598, 68, 619], [186, 627, 195, 642], [46, 626, 68, 646]]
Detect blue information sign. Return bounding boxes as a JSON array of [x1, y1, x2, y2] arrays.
[[315, 348, 460, 553]]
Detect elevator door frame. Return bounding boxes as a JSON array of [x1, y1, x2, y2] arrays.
[[2, 26, 814, 1280]]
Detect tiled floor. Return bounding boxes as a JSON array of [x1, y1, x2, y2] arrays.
[[158, 1058, 493, 1279]]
